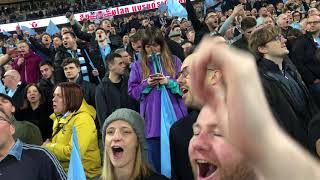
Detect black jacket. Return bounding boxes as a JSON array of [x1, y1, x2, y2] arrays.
[[95, 75, 139, 128], [232, 36, 250, 52], [12, 83, 27, 109], [29, 37, 56, 62], [186, 0, 210, 45], [291, 33, 320, 86], [71, 23, 122, 49], [38, 78, 56, 106], [54, 46, 98, 84], [170, 110, 199, 180], [166, 39, 185, 62], [15, 102, 53, 141], [88, 42, 114, 80], [258, 58, 319, 153], [75, 75, 96, 107]]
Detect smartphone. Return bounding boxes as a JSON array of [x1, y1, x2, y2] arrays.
[[149, 73, 162, 78]]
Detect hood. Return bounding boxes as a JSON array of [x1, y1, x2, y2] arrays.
[[74, 99, 96, 119]]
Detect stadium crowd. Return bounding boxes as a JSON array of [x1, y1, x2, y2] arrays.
[[2, 0, 320, 180]]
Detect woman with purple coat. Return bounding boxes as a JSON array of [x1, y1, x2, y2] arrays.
[[128, 27, 187, 173]]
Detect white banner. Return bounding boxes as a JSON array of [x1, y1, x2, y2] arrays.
[[0, 0, 191, 32]]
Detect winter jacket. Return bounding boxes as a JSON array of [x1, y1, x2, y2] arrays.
[[258, 58, 319, 153], [291, 33, 320, 86], [45, 100, 101, 178], [95, 75, 139, 128], [12, 50, 42, 84]]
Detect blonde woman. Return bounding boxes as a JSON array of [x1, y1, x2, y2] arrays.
[[101, 108, 168, 180]]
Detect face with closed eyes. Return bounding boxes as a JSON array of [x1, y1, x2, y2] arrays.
[[188, 105, 257, 180]]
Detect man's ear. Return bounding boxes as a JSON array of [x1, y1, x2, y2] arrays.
[[258, 46, 267, 54], [10, 123, 15, 136], [11, 105, 15, 114]]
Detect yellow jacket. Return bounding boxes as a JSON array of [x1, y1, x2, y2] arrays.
[[45, 100, 101, 178]]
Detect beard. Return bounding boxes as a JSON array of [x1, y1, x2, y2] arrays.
[[219, 160, 258, 180]]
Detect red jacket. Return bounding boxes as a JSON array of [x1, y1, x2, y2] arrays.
[[12, 50, 42, 84]]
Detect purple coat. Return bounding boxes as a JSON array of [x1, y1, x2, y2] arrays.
[[128, 55, 187, 138], [12, 50, 42, 84]]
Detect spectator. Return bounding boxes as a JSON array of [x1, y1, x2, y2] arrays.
[[277, 13, 293, 38], [61, 57, 96, 107], [292, 15, 320, 106], [114, 48, 132, 71], [44, 82, 101, 179], [15, 84, 53, 141], [54, 31, 95, 83], [0, 107, 67, 180], [189, 105, 259, 180], [95, 53, 139, 129], [0, 93, 42, 145], [232, 16, 257, 52], [101, 108, 168, 180], [2, 69, 26, 109], [38, 60, 56, 104], [29, 33, 55, 62], [249, 25, 319, 154], [89, 28, 113, 81], [128, 27, 187, 172], [256, 7, 269, 25], [190, 36, 320, 180], [12, 41, 42, 84]]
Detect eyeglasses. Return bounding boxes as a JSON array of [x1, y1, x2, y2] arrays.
[[178, 68, 190, 79], [307, 21, 320, 25]]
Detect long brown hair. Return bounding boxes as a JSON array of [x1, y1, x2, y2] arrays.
[[140, 27, 176, 79], [21, 83, 45, 110]]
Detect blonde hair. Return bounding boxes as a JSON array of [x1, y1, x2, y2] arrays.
[[140, 27, 177, 79], [100, 139, 151, 180]]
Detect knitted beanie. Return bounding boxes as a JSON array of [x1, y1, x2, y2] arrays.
[[102, 108, 148, 162]]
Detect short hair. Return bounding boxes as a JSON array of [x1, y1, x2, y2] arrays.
[[249, 25, 280, 58], [52, 34, 62, 40], [41, 33, 51, 38], [95, 27, 106, 33], [100, 18, 112, 27], [129, 29, 144, 42], [114, 48, 126, 54], [107, 53, 122, 65], [39, 60, 53, 68], [17, 40, 29, 46], [62, 31, 76, 39], [276, 14, 287, 25], [241, 17, 257, 31], [4, 69, 21, 82], [54, 82, 83, 112], [61, 58, 80, 68]]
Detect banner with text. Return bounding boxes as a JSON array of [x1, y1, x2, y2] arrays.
[[0, 0, 193, 32]]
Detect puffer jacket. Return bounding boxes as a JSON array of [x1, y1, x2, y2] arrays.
[[45, 100, 101, 178]]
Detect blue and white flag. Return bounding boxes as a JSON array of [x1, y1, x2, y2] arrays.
[[46, 20, 60, 36], [21, 26, 37, 36], [67, 126, 86, 180], [160, 86, 178, 178], [167, 0, 188, 18]]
